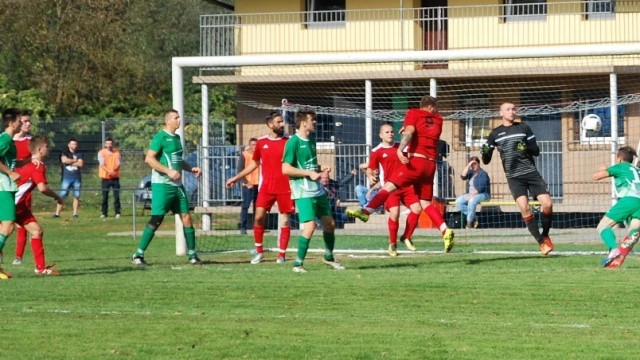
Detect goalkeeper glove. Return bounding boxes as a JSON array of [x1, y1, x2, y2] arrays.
[[480, 144, 491, 156], [516, 140, 527, 153]]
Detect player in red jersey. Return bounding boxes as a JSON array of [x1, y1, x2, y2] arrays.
[[367, 124, 422, 256], [348, 96, 455, 253], [15, 135, 64, 275], [11, 111, 33, 265], [226, 112, 294, 264]]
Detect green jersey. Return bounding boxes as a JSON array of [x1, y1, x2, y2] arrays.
[[282, 133, 325, 199], [0, 132, 17, 192], [149, 129, 183, 186], [608, 162, 640, 199]]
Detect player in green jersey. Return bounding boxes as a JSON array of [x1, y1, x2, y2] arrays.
[[131, 109, 202, 266], [594, 146, 640, 268], [282, 110, 345, 273]]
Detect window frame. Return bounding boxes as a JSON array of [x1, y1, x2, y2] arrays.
[[305, 0, 346, 28], [585, 0, 615, 20], [577, 105, 626, 145], [504, 0, 548, 22]]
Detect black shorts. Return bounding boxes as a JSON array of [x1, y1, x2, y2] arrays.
[[507, 172, 549, 200]]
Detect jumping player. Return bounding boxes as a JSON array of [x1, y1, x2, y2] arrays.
[[348, 96, 455, 253], [14, 135, 64, 275], [596, 146, 640, 269], [226, 112, 294, 264], [366, 124, 421, 257], [480, 102, 554, 255]]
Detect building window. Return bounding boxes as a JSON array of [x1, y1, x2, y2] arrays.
[[504, 0, 547, 21], [585, 0, 615, 20], [458, 95, 492, 147], [577, 105, 625, 145], [306, 0, 346, 25]]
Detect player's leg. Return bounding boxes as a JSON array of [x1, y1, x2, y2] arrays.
[[387, 205, 400, 257], [275, 193, 295, 263], [174, 186, 200, 264], [14, 225, 28, 264], [100, 179, 109, 217], [530, 174, 553, 238], [292, 197, 317, 272], [317, 195, 344, 270], [606, 216, 640, 268], [600, 199, 638, 267], [400, 192, 421, 252], [239, 185, 253, 234], [0, 191, 16, 279], [113, 179, 121, 217], [132, 184, 170, 265], [251, 192, 276, 263], [22, 219, 58, 275], [348, 181, 398, 222]]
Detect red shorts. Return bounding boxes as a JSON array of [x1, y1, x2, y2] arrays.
[[386, 157, 436, 201], [385, 186, 420, 211], [15, 203, 37, 227], [256, 191, 295, 213]]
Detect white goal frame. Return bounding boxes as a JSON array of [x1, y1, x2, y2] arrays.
[[171, 43, 640, 255]]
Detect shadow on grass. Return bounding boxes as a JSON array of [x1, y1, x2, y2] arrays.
[[463, 254, 561, 265]]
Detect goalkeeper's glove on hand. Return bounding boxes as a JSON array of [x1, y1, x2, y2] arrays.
[[516, 140, 527, 153], [480, 144, 491, 156]]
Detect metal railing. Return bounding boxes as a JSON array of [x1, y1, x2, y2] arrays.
[[200, 1, 638, 57]]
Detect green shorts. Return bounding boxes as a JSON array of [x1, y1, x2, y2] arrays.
[[150, 184, 190, 216], [0, 191, 16, 221], [295, 194, 332, 223], [605, 197, 640, 223]]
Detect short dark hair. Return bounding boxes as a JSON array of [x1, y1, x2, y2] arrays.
[[29, 135, 49, 153], [469, 156, 481, 164], [21, 109, 32, 117], [295, 110, 316, 129], [2, 108, 22, 128], [105, 137, 114, 143], [618, 146, 637, 163], [419, 95, 438, 109], [265, 111, 282, 125], [69, 138, 78, 143]]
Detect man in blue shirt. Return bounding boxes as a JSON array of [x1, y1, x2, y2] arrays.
[[54, 138, 83, 218]]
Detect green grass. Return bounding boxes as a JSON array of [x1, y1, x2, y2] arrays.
[[1, 211, 638, 359]]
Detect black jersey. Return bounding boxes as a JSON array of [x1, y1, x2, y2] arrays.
[[483, 122, 540, 178]]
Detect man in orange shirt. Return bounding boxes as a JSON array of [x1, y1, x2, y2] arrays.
[[238, 138, 259, 235], [98, 138, 121, 219]]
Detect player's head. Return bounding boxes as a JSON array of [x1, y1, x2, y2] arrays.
[[266, 112, 285, 136], [29, 135, 50, 158], [500, 102, 517, 123], [419, 96, 438, 113], [379, 123, 394, 144], [163, 109, 181, 131], [19, 110, 31, 134], [617, 146, 637, 163], [2, 108, 22, 130], [295, 110, 316, 132], [104, 137, 114, 150]]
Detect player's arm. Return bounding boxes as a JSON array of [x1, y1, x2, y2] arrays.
[[226, 159, 259, 188], [481, 134, 495, 165], [145, 149, 181, 181], [522, 125, 540, 156], [0, 161, 19, 182], [37, 183, 64, 205], [592, 165, 610, 181], [181, 160, 201, 178], [397, 125, 414, 164], [282, 162, 322, 181]]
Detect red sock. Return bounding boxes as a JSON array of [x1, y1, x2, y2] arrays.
[[15, 226, 27, 258], [425, 204, 445, 230], [254, 225, 265, 253], [366, 189, 390, 213], [388, 218, 399, 245], [31, 237, 45, 271], [402, 211, 420, 240], [279, 226, 290, 258]]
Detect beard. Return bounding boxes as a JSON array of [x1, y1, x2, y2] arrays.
[[273, 126, 285, 136]]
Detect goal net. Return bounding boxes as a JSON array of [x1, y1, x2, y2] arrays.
[[180, 45, 640, 255]]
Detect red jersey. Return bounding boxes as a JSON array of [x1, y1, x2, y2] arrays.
[[15, 162, 47, 207], [403, 108, 443, 159], [14, 134, 32, 163], [369, 143, 402, 185], [253, 134, 291, 194]]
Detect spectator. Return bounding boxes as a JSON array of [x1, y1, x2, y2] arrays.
[[98, 138, 121, 219], [55, 138, 83, 218], [320, 169, 356, 228], [237, 138, 259, 235], [455, 156, 491, 229]]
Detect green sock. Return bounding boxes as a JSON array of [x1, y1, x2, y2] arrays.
[[0, 234, 7, 252], [184, 226, 197, 258], [294, 236, 310, 267], [323, 231, 335, 261], [600, 227, 617, 250], [135, 226, 155, 256]]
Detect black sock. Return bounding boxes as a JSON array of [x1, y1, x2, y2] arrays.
[[524, 215, 542, 244], [541, 210, 552, 237]]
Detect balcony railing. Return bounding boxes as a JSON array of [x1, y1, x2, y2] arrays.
[[200, 1, 639, 57]]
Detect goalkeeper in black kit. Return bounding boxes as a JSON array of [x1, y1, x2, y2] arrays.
[[480, 102, 554, 255]]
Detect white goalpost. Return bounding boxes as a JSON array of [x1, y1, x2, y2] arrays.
[[172, 43, 640, 255]]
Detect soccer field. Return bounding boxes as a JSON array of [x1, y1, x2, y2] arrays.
[[1, 212, 637, 359]]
